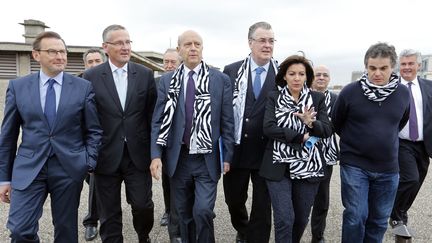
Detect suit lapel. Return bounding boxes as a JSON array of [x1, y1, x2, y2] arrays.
[[419, 78, 431, 113], [52, 73, 73, 132], [101, 63, 123, 112], [29, 73, 49, 128], [124, 62, 137, 111], [250, 64, 276, 113]]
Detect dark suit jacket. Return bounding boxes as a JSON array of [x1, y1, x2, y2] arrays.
[[0, 73, 102, 190], [259, 90, 332, 181], [151, 68, 234, 182], [418, 77, 432, 157], [83, 61, 156, 174], [223, 61, 276, 169]]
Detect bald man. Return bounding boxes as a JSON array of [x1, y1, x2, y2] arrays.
[[310, 65, 339, 243], [150, 30, 234, 243]]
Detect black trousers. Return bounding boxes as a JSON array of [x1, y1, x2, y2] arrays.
[[162, 151, 180, 238], [311, 165, 333, 240], [162, 170, 171, 214], [391, 139, 430, 223], [95, 146, 154, 243], [223, 168, 271, 243], [83, 173, 99, 227]]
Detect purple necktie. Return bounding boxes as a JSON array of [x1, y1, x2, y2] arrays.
[[407, 82, 419, 141], [183, 71, 195, 146]]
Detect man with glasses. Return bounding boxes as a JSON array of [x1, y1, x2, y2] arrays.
[[310, 65, 339, 243], [0, 31, 102, 242], [83, 24, 156, 243], [222, 21, 277, 243]]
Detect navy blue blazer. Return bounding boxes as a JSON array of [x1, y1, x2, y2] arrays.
[[223, 60, 277, 169], [0, 73, 102, 190], [151, 68, 234, 182]]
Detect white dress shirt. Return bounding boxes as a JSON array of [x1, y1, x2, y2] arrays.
[[399, 77, 424, 141]]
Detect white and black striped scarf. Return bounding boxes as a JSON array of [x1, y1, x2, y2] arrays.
[[273, 85, 324, 179], [233, 55, 278, 144], [156, 61, 212, 154], [360, 72, 399, 102], [322, 90, 338, 165]]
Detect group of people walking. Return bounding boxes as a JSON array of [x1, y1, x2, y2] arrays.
[[0, 20, 430, 243]]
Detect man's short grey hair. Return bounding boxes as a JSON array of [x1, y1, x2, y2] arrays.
[[83, 48, 106, 62], [400, 49, 422, 64], [102, 24, 126, 42], [248, 21, 272, 40], [164, 48, 177, 55], [364, 42, 397, 68]]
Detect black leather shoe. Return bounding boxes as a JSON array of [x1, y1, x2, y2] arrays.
[[160, 212, 169, 226], [170, 236, 182, 243], [140, 236, 151, 243], [236, 232, 247, 243], [311, 237, 326, 243], [395, 235, 412, 243], [84, 225, 98, 241]]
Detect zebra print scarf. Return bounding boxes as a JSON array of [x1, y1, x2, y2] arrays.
[[322, 90, 338, 165], [233, 55, 278, 144], [360, 72, 399, 102], [273, 85, 324, 179], [156, 61, 212, 154]]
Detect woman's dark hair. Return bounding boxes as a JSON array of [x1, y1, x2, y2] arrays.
[[275, 55, 314, 88]]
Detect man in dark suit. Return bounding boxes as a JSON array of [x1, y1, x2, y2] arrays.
[[158, 48, 180, 226], [222, 21, 276, 243], [310, 65, 339, 243], [150, 30, 234, 243], [83, 24, 156, 243], [0, 31, 102, 243], [80, 48, 106, 241], [390, 49, 432, 242]]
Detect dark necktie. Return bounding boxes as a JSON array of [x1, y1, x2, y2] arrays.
[[253, 66, 265, 98], [407, 82, 418, 141], [183, 71, 195, 146], [44, 78, 56, 129]]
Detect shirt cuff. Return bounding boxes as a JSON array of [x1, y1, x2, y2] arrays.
[[0, 181, 11, 186]]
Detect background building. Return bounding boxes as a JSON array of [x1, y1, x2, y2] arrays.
[[0, 19, 164, 83]]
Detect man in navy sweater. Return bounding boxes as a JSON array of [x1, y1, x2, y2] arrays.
[[332, 43, 410, 243]]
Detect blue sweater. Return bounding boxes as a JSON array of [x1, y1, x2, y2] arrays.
[[331, 81, 410, 173]]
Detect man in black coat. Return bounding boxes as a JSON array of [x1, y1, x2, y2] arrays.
[[222, 21, 276, 243], [390, 49, 432, 242], [83, 24, 156, 243]]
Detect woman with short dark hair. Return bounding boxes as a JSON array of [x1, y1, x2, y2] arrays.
[[259, 55, 332, 243]]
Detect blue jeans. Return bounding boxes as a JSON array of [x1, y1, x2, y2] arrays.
[[340, 164, 399, 243]]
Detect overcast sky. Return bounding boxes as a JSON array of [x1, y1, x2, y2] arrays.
[[2, 0, 431, 85]]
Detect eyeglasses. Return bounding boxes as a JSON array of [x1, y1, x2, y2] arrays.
[[38, 49, 68, 56], [105, 40, 133, 47], [250, 38, 276, 45]]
